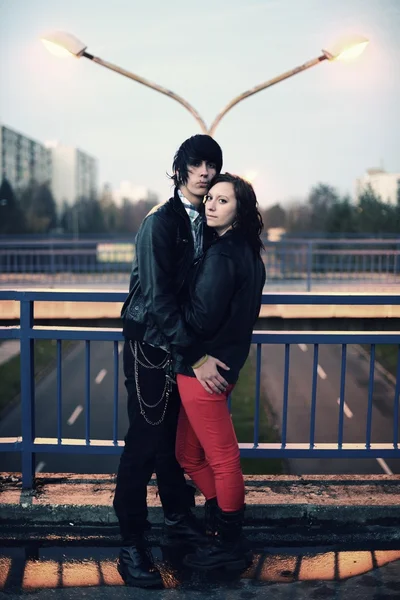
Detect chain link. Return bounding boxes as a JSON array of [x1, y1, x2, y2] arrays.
[[130, 340, 172, 426], [131, 340, 170, 369]]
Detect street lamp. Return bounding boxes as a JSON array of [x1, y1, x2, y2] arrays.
[[41, 31, 369, 137], [41, 31, 208, 134], [208, 35, 369, 137]]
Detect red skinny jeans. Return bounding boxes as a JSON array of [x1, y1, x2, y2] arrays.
[[175, 374, 245, 512]]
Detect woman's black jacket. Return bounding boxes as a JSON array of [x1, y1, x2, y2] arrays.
[[175, 228, 266, 384]]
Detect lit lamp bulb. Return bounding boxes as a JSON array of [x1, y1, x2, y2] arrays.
[[41, 39, 74, 58], [41, 31, 87, 58], [335, 41, 369, 61], [323, 35, 369, 61]]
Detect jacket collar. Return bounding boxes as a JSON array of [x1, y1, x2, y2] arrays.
[[207, 227, 244, 245], [172, 187, 205, 219], [171, 187, 188, 218]]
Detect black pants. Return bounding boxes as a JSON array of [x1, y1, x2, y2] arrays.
[[113, 340, 192, 540]]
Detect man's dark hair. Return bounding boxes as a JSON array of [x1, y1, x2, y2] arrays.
[[171, 134, 223, 186], [211, 172, 265, 255]]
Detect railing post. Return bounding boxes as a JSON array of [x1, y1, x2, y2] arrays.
[[395, 245, 400, 277], [306, 241, 313, 292], [281, 240, 286, 279], [50, 241, 56, 275], [253, 344, 262, 448], [20, 297, 36, 489]]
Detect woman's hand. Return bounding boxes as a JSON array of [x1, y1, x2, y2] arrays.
[[193, 355, 230, 394]]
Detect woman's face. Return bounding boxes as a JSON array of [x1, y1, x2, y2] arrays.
[[204, 182, 237, 237]]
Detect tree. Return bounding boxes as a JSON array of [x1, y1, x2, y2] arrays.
[[59, 201, 74, 234], [326, 196, 358, 234], [263, 203, 286, 229], [99, 184, 121, 233], [273, 181, 400, 238], [307, 183, 340, 232], [285, 202, 311, 234], [74, 196, 107, 234], [0, 178, 25, 233], [118, 195, 159, 234], [355, 185, 397, 234], [59, 188, 159, 235], [19, 181, 58, 233]]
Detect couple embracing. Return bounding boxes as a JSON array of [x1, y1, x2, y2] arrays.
[[113, 134, 266, 588]]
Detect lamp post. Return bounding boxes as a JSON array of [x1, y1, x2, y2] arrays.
[[41, 31, 368, 137]]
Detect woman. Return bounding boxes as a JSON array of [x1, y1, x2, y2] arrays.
[[174, 173, 266, 571]]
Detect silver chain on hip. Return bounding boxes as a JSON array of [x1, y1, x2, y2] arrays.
[[129, 340, 173, 426], [133, 340, 170, 369]]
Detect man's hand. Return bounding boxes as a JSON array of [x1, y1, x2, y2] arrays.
[[193, 355, 230, 394]]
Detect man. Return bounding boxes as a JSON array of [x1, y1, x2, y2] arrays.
[[114, 134, 229, 588]]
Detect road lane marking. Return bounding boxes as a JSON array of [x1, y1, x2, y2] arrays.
[[317, 365, 327, 380], [298, 344, 308, 352], [118, 342, 124, 354], [376, 458, 393, 475], [35, 462, 46, 473], [337, 398, 353, 418], [95, 369, 107, 384], [67, 405, 83, 426]]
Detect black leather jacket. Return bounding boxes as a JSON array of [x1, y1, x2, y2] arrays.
[[175, 229, 266, 384], [121, 189, 210, 365]]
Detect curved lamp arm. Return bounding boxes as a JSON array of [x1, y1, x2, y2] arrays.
[[208, 55, 327, 137], [83, 52, 208, 134], [41, 32, 368, 138]]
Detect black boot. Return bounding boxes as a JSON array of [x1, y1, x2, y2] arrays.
[[204, 497, 218, 536], [164, 509, 208, 545], [117, 535, 163, 588], [183, 506, 251, 571]]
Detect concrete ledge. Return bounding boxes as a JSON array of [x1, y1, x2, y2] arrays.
[[0, 299, 124, 320], [259, 303, 400, 319], [2, 473, 400, 544]]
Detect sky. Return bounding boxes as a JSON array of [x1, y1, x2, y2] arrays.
[[1, 0, 399, 208]]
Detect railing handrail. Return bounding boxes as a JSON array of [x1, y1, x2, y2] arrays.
[[1, 290, 400, 304], [2, 240, 399, 295]]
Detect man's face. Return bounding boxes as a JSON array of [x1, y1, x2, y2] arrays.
[[179, 159, 217, 206]]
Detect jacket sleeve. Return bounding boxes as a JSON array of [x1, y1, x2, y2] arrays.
[[182, 250, 236, 339], [136, 212, 205, 364]]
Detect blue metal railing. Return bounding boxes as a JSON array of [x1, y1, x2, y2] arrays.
[[263, 239, 400, 291], [1, 238, 400, 290], [0, 290, 400, 488]]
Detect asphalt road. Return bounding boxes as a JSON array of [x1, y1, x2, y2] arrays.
[[0, 340, 399, 475], [0, 341, 127, 475], [260, 341, 400, 474]]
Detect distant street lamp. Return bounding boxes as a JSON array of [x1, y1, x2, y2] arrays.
[[41, 31, 369, 137]]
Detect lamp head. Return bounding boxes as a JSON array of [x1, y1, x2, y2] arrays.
[[41, 31, 87, 58], [322, 34, 369, 61]]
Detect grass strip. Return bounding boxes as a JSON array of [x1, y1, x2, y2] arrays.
[[361, 344, 400, 379], [0, 340, 75, 416]]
